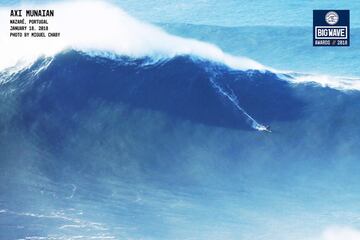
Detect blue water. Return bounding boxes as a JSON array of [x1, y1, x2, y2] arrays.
[[119, 0, 360, 77], [1, 1, 360, 240], [160, 24, 360, 77]]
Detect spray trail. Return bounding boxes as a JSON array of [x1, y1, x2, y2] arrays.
[[210, 78, 267, 131]]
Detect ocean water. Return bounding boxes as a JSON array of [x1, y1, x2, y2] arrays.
[[1, 1, 360, 240], [160, 24, 360, 77], [121, 0, 360, 78]]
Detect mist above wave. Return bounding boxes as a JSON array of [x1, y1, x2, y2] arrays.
[[0, 1, 266, 71]]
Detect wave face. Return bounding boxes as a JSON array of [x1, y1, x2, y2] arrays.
[[6, 51, 302, 132], [1, 51, 360, 240]]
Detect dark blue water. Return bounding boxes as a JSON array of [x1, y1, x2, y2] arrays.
[[1, 51, 360, 240]]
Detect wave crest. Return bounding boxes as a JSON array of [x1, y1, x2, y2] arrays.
[[0, 1, 266, 71]]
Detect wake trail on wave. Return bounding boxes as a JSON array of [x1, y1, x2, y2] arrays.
[[209, 78, 267, 131]]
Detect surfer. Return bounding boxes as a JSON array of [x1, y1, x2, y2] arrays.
[[263, 125, 272, 133]]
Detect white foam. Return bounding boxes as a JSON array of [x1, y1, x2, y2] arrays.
[[286, 73, 360, 91], [322, 226, 360, 240], [0, 1, 266, 71]]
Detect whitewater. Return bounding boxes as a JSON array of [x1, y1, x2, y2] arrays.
[[0, 1, 266, 71]]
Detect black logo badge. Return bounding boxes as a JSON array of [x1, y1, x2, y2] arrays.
[[313, 10, 350, 46]]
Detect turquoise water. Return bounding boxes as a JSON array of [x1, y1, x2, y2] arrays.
[[119, 0, 360, 77], [161, 24, 360, 77], [116, 0, 360, 27]]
